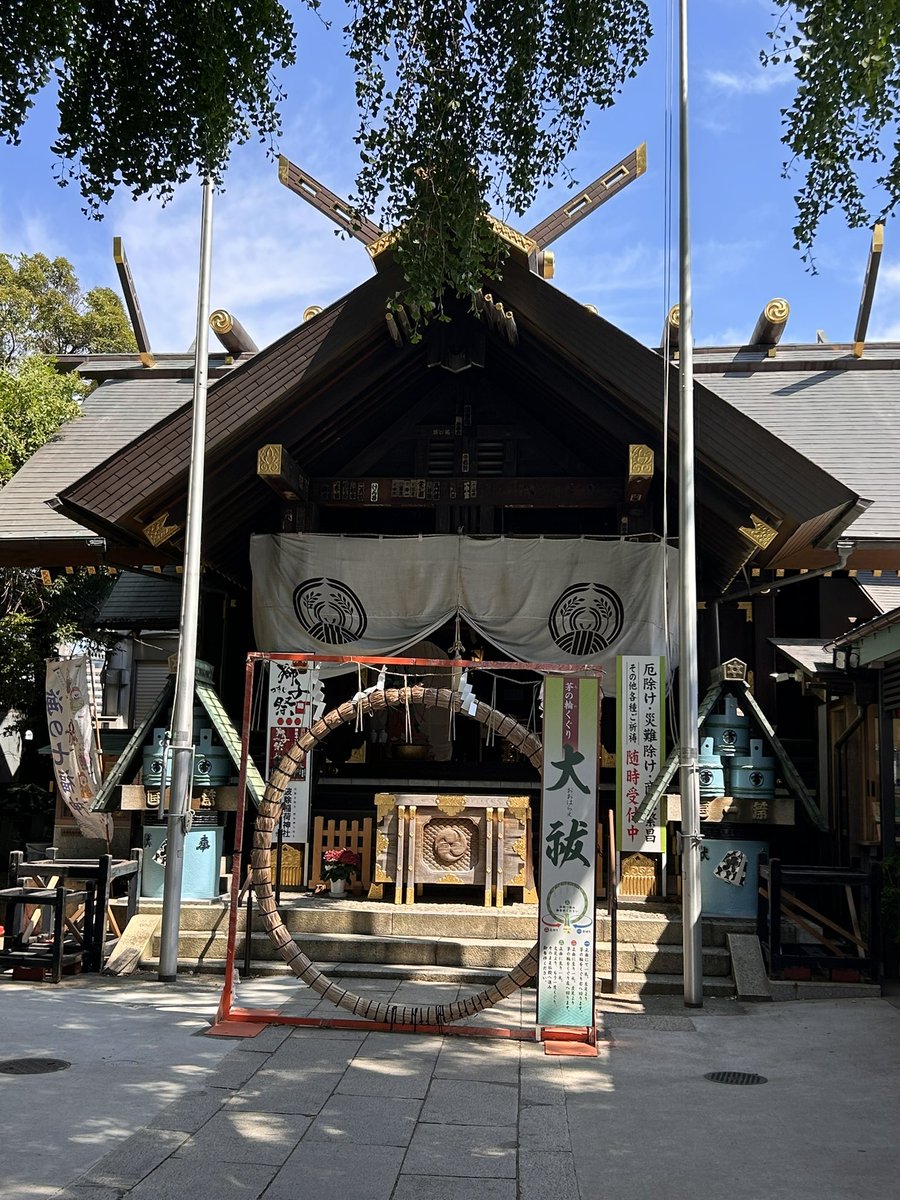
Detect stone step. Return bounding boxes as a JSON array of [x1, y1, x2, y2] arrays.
[[151, 929, 734, 977], [138, 956, 737, 999], [599, 972, 737, 998], [135, 899, 746, 947]]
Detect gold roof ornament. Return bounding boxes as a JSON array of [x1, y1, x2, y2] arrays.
[[738, 513, 778, 550], [143, 512, 181, 547]]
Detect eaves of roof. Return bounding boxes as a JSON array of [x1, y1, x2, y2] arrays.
[[60, 270, 401, 538], [832, 604, 900, 647]]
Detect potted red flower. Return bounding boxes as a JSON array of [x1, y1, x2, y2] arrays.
[[322, 847, 361, 896]]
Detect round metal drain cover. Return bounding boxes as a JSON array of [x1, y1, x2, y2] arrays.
[[704, 1070, 767, 1086], [0, 1058, 71, 1076]]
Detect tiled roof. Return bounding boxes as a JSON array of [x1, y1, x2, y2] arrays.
[[96, 568, 182, 628], [0, 376, 195, 563], [700, 366, 897, 539], [693, 343, 900, 367], [854, 570, 900, 614], [770, 638, 834, 676]]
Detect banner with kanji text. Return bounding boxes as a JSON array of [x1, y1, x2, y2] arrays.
[[616, 655, 665, 854], [45, 658, 112, 843], [537, 675, 600, 1029], [265, 661, 323, 845]]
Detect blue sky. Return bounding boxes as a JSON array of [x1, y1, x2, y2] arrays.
[[1, 0, 897, 354]]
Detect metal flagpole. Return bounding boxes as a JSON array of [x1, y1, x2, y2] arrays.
[[677, 0, 703, 1006], [158, 179, 215, 981]]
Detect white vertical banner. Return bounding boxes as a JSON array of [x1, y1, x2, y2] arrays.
[[266, 661, 322, 844], [45, 658, 112, 843], [537, 675, 600, 1029], [617, 656, 666, 854]]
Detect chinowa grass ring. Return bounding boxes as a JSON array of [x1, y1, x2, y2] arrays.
[[252, 684, 543, 1025]]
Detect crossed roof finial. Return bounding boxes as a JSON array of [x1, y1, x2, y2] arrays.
[[277, 145, 646, 278]]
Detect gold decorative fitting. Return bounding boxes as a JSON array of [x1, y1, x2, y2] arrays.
[[667, 303, 680, 328], [620, 852, 656, 897], [303, 306, 323, 322], [366, 229, 399, 259], [764, 298, 790, 324], [628, 444, 654, 476], [257, 444, 282, 475], [277, 155, 290, 184], [636, 142, 648, 175], [435, 794, 467, 817], [509, 869, 526, 887], [621, 852, 656, 878], [143, 512, 181, 547], [376, 833, 389, 854], [438, 873, 463, 885], [511, 837, 526, 859], [583, 303, 599, 315], [374, 864, 393, 883], [209, 309, 234, 334], [506, 796, 530, 820], [485, 214, 538, 257], [375, 792, 397, 822], [739, 513, 778, 550], [541, 250, 555, 279]]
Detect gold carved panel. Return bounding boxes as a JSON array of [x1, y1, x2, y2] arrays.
[[257, 444, 283, 475], [435, 794, 467, 817], [628, 444, 654, 477]]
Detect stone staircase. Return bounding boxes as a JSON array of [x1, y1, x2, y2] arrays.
[[136, 896, 745, 997]]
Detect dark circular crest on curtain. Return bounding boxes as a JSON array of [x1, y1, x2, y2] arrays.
[[292, 577, 368, 645], [547, 582, 624, 655]]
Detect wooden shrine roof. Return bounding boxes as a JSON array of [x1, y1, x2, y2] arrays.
[[0, 260, 871, 591]]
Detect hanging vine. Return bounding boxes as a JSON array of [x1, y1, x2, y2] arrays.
[[763, 1, 900, 265], [1, 2, 651, 313], [1, 1, 303, 211], [346, 0, 651, 317]]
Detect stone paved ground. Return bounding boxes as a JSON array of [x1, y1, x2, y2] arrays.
[[29, 976, 899, 1200]]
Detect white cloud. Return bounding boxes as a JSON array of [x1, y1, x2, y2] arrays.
[[697, 113, 734, 136], [695, 324, 749, 347], [108, 140, 373, 351], [693, 236, 764, 283], [704, 66, 790, 96], [557, 239, 667, 295], [877, 261, 900, 293], [868, 317, 900, 341]]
